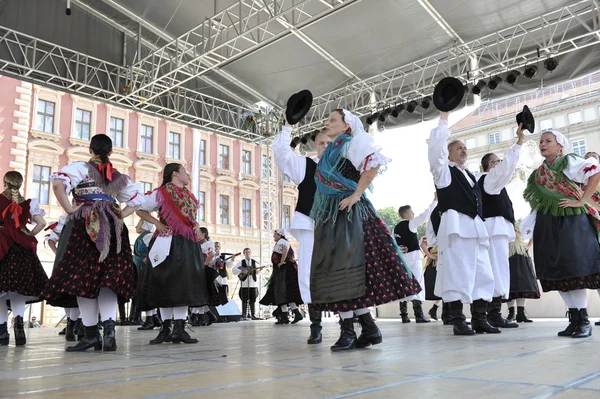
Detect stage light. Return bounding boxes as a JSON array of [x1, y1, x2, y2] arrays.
[[471, 80, 487, 95], [391, 103, 405, 118], [524, 65, 538, 79], [290, 137, 300, 148], [366, 112, 379, 125], [544, 58, 559, 72], [406, 100, 418, 113], [378, 108, 392, 122], [301, 133, 311, 144], [506, 70, 521, 85], [488, 76, 503, 90], [421, 96, 432, 109]]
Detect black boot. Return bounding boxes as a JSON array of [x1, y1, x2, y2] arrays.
[[150, 319, 172, 345], [74, 318, 85, 341], [275, 308, 290, 325], [330, 318, 357, 352], [448, 301, 474, 335], [190, 313, 201, 327], [171, 319, 198, 344], [138, 316, 155, 330], [442, 302, 452, 325], [58, 320, 67, 335], [572, 309, 592, 338], [558, 308, 579, 337], [250, 303, 260, 320], [118, 302, 130, 326], [471, 300, 501, 334], [152, 313, 163, 328], [412, 301, 430, 323], [65, 318, 77, 341], [13, 316, 26, 346], [487, 297, 518, 328], [506, 307, 516, 322], [516, 306, 533, 323], [595, 318, 600, 326], [428, 304, 439, 321], [99, 319, 117, 351], [356, 312, 382, 348], [291, 308, 304, 324], [0, 322, 9, 346], [272, 307, 282, 323], [399, 302, 411, 323], [66, 325, 102, 352], [307, 306, 322, 344], [207, 310, 218, 325]]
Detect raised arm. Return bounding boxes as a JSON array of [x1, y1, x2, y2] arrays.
[[428, 113, 452, 189], [409, 200, 438, 232], [483, 125, 524, 195], [272, 125, 307, 185]]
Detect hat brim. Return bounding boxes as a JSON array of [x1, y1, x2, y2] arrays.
[[433, 77, 466, 112], [286, 90, 313, 125], [516, 105, 535, 133]]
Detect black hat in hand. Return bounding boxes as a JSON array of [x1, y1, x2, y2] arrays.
[[516, 105, 535, 133], [285, 90, 313, 125], [433, 77, 466, 112]]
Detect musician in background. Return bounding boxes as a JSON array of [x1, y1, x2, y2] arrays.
[[232, 248, 266, 320]]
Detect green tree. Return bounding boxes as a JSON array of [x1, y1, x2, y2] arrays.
[[416, 223, 427, 240], [377, 207, 400, 231]]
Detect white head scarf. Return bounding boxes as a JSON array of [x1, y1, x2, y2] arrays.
[[546, 129, 570, 154], [275, 228, 286, 237], [142, 221, 155, 232], [340, 109, 383, 171], [342, 109, 368, 136]]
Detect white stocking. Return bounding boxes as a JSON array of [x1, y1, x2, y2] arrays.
[[0, 297, 8, 324], [433, 300, 441, 306], [7, 293, 26, 318], [339, 311, 354, 320], [97, 288, 118, 322], [68, 308, 81, 320], [280, 305, 288, 313], [516, 298, 526, 307], [354, 308, 370, 316], [160, 307, 174, 320], [77, 296, 100, 326], [558, 291, 575, 308], [289, 303, 298, 311], [173, 306, 188, 320], [507, 300, 516, 307], [569, 289, 588, 309]]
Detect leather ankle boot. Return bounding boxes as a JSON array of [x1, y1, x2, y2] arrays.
[[99, 319, 117, 351], [506, 307, 516, 322], [487, 297, 518, 328], [74, 318, 85, 341], [399, 302, 411, 323], [516, 306, 533, 323], [330, 318, 357, 352], [442, 302, 452, 325], [13, 316, 26, 346], [172, 319, 198, 344], [0, 322, 9, 346], [412, 301, 430, 323], [356, 312, 382, 348], [275, 309, 290, 325], [150, 319, 172, 345], [138, 316, 155, 330], [471, 300, 501, 334], [291, 309, 304, 324], [558, 308, 579, 337], [572, 309, 592, 338], [307, 306, 322, 344], [65, 318, 77, 341], [428, 304, 439, 321], [66, 325, 102, 352], [448, 301, 474, 335]]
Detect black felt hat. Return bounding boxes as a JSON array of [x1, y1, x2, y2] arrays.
[[433, 77, 466, 112], [516, 105, 535, 133], [285, 90, 313, 125]]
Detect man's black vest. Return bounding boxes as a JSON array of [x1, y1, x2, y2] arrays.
[[241, 259, 257, 282], [436, 166, 484, 221], [477, 174, 516, 223], [295, 158, 317, 217], [394, 220, 420, 252]]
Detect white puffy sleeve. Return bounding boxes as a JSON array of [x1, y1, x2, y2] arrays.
[[273, 238, 290, 254], [139, 190, 160, 213], [564, 155, 600, 185], [483, 144, 522, 195], [28, 198, 46, 218], [116, 180, 144, 207], [201, 240, 215, 255], [273, 126, 308, 185], [50, 162, 88, 193], [346, 133, 391, 174], [428, 119, 452, 189]]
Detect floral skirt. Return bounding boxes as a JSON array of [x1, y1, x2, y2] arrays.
[[0, 244, 48, 302]]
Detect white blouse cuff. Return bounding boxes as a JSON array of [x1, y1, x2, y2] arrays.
[[50, 173, 73, 193], [125, 192, 145, 207], [360, 150, 392, 174]]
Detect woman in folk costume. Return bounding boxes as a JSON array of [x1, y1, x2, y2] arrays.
[[45, 215, 85, 341], [310, 109, 421, 351], [504, 222, 539, 323], [0, 171, 49, 346], [522, 129, 600, 338], [421, 236, 442, 321], [133, 219, 162, 331], [41, 134, 141, 352], [260, 228, 303, 324], [190, 227, 221, 327], [136, 163, 207, 345]]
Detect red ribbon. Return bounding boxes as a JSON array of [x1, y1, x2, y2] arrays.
[[98, 162, 115, 181], [45, 221, 59, 231], [2, 202, 23, 228]]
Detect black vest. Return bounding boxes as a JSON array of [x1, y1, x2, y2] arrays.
[[295, 158, 317, 217], [436, 166, 484, 220], [430, 205, 441, 236], [477, 174, 516, 223], [241, 259, 257, 282], [394, 220, 420, 252]]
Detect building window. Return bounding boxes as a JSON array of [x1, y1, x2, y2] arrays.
[[199, 191, 205, 222], [219, 145, 229, 169], [109, 117, 124, 147], [140, 125, 154, 153], [540, 119, 553, 132], [219, 195, 229, 225], [584, 107, 596, 122], [35, 100, 55, 133], [572, 139, 586, 157], [141, 181, 153, 194], [465, 138, 477, 149], [262, 154, 271, 178], [74, 108, 92, 140], [32, 165, 51, 205], [263, 201, 271, 229], [168, 132, 181, 159], [488, 132, 500, 145], [200, 140, 206, 165], [554, 115, 566, 129], [242, 198, 252, 227], [242, 150, 252, 174], [282, 205, 291, 231], [568, 111, 582, 126]]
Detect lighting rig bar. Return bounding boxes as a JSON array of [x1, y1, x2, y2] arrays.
[[296, 0, 600, 134]]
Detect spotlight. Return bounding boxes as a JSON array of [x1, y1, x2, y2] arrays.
[[506, 70, 521, 85], [290, 137, 301, 148], [421, 96, 432, 109], [379, 108, 392, 122], [544, 57, 559, 72], [366, 112, 379, 125], [376, 120, 386, 132], [391, 103, 405, 118], [471, 80, 487, 95], [487, 76, 503, 90], [406, 100, 418, 113], [301, 133, 311, 144], [524, 65, 538, 79]]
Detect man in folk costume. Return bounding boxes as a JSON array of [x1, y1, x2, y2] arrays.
[[272, 121, 332, 343], [477, 122, 526, 329], [394, 197, 437, 323], [428, 111, 499, 336], [232, 248, 266, 320]]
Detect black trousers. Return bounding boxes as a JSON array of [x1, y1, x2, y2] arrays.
[[239, 287, 258, 317]]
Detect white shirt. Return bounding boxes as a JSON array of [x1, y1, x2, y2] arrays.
[[428, 119, 488, 250], [273, 238, 291, 254]]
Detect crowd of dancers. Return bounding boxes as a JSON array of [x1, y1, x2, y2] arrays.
[[2, 103, 600, 352]]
